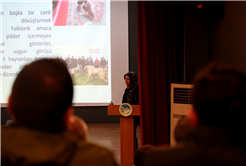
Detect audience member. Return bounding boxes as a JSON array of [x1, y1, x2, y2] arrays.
[[144, 62, 246, 166], [1, 59, 118, 166], [66, 115, 88, 140], [174, 117, 193, 143], [134, 145, 155, 166]]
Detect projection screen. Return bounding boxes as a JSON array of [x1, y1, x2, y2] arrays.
[[0, 0, 128, 107]]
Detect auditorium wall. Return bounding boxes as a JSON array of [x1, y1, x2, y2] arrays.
[[214, 1, 246, 72], [184, 1, 246, 81]]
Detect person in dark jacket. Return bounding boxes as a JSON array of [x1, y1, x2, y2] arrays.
[[88, 55, 93, 66], [144, 62, 246, 166], [100, 57, 107, 68], [1, 59, 118, 166], [122, 71, 139, 105], [70, 55, 77, 68], [122, 71, 140, 149]]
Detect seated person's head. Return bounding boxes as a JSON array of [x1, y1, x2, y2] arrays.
[[134, 145, 155, 166], [190, 62, 246, 132], [174, 117, 193, 143], [67, 115, 88, 140], [8, 59, 74, 132]]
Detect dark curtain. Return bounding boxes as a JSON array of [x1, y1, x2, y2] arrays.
[[138, 1, 184, 145]]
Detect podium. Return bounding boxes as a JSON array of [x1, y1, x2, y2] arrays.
[[108, 105, 140, 166]]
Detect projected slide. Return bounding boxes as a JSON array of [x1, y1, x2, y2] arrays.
[[53, 0, 106, 26], [0, 0, 111, 105]]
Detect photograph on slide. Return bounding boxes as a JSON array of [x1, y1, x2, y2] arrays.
[[53, 0, 106, 26], [54, 45, 108, 86]]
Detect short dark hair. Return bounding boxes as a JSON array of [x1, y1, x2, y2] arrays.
[[192, 62, 246, 132], [11, 59, 73, 132]]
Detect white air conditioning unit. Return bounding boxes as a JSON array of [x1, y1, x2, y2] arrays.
[[170, 83, 193, 146]]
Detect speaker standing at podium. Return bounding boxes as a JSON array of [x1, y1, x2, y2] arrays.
[[122, 72, 139, 105], [122, 72, 140, 149]]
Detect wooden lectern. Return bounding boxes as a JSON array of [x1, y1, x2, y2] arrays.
[[108, 105, 140, 166]]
